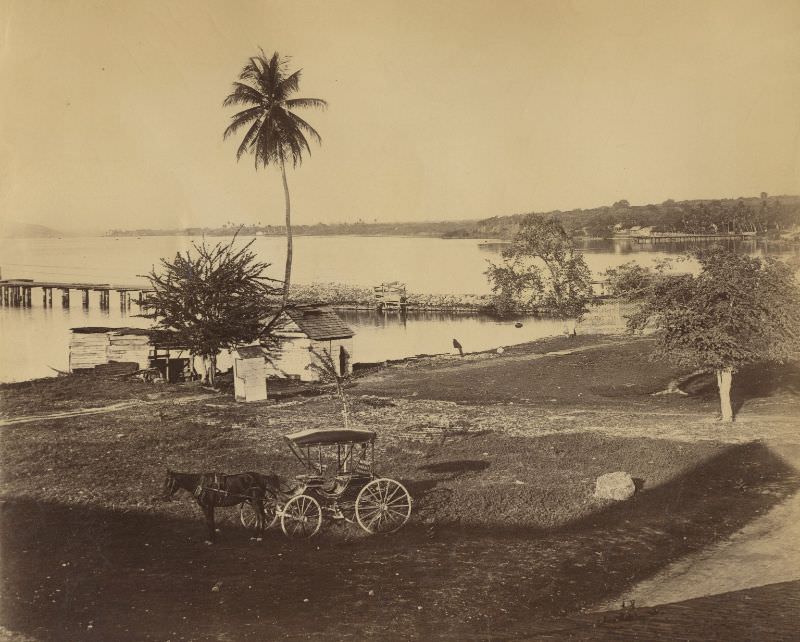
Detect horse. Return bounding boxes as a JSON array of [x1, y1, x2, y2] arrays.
[[162, 469, 280, 544]]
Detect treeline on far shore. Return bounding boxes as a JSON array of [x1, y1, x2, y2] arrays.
[[446, 194, 800, 240], [106, 194, 800, 241]]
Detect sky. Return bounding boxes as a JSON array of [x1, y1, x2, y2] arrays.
[[1, 0, 799, 233]]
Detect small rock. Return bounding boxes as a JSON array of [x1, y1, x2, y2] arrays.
[[303, 598, 309, 603], [496, 347, 505, 354], [211, 581, 222, 592], [594, 472, 636, 501], [368, 590, 375, 596]]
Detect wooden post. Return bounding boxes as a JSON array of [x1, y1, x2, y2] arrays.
[[47, 288, 53, 307], [82, 289, 89, 308], [1, 286, 5, 306], [61, 288, 70, 308], [25, 287, 32, 307]]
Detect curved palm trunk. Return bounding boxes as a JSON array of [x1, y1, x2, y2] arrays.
[[280, 159, 292, 307]]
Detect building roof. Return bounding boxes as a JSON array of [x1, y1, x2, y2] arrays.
[[71, 326, 153, 336], [283, 306, 354, 340], [234, 345, 266, 359]]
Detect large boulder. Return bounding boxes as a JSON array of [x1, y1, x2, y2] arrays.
[[594, 471, 636, 501]]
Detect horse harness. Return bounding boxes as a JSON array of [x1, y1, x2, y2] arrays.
[[193, 473, 266, 505]]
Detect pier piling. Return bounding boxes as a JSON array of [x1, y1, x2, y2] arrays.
[[0, 279, 152, 311]]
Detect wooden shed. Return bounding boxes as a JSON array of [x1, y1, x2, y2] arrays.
[[265, 306, 355, 382], [69, 326, 194, 382], [69, 327, 152, 373], [232, 345, 269, 402]]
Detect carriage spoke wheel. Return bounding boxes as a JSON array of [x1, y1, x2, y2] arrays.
[[356, 478, 412, 534], [239, 498, 278, 531], [281, 495, 322, 539]]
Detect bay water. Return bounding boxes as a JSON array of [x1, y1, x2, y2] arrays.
[[0, 235, 793, 383]]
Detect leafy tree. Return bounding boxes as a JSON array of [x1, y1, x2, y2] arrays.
[[223, 51, 327, 310], [610, 247, 800, 422], [485, 216, 593, 332], [142, 238, 282, 387]]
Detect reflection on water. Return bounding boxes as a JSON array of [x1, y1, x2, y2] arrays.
[[1, 235, 795, 383], [0, 294, 152, 383], [340, 309, 564, 363], [0, 299, 628, 383]]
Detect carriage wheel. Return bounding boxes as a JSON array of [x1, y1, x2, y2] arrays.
[[239, 498, 278, 531], [280, 495, 322, 539], [355, 478, 412, 534]]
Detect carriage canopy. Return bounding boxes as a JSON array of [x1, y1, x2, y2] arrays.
[[284, 428, 376, 447]]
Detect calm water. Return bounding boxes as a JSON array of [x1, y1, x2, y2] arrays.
[[1, 235, 795, 383]]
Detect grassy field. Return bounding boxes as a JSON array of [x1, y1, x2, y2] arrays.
[[1, 335, 798, 640]]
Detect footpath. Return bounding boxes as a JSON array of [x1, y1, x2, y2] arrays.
[[0, 393, 219, 427], [535, 439, 800, 640], [522, 580, 799, 641]]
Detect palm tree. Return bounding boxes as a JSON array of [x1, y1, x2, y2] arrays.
[[223, 51, 327, 309]]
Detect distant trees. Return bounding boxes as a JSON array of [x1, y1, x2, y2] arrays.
[[485, 216, 593, 332], [223, 51, 327, 309], [608, 247, 800, 422], [142, 238, 282, 387]]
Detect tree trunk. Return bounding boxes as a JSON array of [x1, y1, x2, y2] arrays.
[[716, 367, 734, 422], [280, 159, 292, 307], [207, 354, 217, 388]]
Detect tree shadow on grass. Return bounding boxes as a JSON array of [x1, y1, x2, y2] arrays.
[[1, 441, 798, 641], [680, 363, 800, 413]]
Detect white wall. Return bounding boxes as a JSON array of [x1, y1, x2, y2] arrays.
[[264, 335, 354, 381]]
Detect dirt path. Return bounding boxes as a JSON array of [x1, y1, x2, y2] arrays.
[[597, 441, 800, 610], [0, 393, 219, 427]]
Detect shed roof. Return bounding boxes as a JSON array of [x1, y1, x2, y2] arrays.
[[233, 345, 266, 359], [283, 307, 354, 340], [71, 326, 152, 336]]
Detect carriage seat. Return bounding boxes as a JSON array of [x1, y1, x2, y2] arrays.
[[317, 474, 353, 497]]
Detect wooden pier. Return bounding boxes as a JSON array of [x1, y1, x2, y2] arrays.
[[0, 279, 153, 310]]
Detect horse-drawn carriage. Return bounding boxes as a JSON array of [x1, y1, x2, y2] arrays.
[[240, 428, 413, 538]]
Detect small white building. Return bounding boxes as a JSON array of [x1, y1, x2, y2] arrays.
[[232, 345, 269, 402], [265, 306, 355, 382]]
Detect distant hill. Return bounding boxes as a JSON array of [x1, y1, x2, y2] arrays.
[[105, 194, 800, 240], [0, 220, 62, 238], [443, 194, 800, 240]]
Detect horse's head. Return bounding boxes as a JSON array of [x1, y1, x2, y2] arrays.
[[162, 469, 179, 501]]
